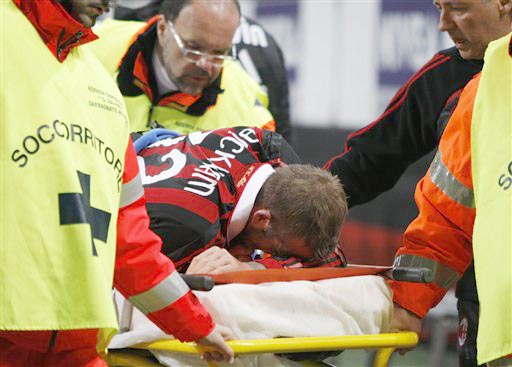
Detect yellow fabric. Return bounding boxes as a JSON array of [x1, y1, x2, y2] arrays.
[[90, 19, 274, 134], [471, 33, 512, 364], [0, 2, 130, 347], [87, 19, 144, 76]]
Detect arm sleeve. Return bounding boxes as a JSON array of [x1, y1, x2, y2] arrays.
[[323, 52, 477, 207], [114, 138, 215, 342], [389, 75, 480, 318]]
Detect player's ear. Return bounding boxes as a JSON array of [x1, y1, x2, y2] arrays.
[[248, 209, 271, 232], [156, 15, 167, 48]]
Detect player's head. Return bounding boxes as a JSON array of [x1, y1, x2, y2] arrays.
[[233, 165, 347, 261]]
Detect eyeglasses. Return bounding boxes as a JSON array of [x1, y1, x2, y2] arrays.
[[167, 20, 236, 67]]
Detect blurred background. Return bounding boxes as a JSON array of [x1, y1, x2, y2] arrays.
[[101, 1, 460, 365]]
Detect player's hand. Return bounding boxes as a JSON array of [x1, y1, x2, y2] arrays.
[[186, 246, 255, 274], [196, 324, 235, 364], [389, 304, 422, 355]]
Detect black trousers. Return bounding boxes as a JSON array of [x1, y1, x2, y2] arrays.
[[457, 298, 484, 367]]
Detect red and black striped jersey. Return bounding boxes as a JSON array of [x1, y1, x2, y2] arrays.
[[138, 127, 346, 271], [138, 126, 309, 272]]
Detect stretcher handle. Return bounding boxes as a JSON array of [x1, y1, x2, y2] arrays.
[[134, 332, 419, 354], [390, 267, 434, 283], [180, 274, 215, 291]]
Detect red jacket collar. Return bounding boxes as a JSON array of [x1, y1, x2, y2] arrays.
[[13, 0, 98, 62], [131, 51, 201, 109]]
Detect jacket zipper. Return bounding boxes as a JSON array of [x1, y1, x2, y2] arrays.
[[57, 30, 83, 61], [48, 330, 57, 350], [146, 105, 155, 128]]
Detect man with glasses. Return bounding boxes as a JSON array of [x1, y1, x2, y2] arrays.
[[109, 0, 293, 143], [90, 0, 275, 135]]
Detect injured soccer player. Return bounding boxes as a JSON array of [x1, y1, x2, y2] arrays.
[[114, 130, 397, 365], [135, 126, 349, 274]]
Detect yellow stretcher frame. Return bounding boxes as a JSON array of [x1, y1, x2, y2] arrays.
[[109, 332, 418, 367], [109, 271, 424, 367]]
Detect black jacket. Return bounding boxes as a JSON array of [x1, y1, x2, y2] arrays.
[[324, 47, 483, 302], [324, 47, 482, 207]]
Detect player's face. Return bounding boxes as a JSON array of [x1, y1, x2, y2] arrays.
[[434, 0, 510, 60], [260, 235, 314, 260], [156, 1, 239, 96], [59, 0, 113, 28], [232, 225, 314, 260]]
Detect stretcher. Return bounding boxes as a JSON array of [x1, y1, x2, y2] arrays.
[[107, 266, 429, 367], [106, 332, 418, 367]]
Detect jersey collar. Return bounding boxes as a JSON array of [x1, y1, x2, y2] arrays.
[[226, 164, 275, 242]]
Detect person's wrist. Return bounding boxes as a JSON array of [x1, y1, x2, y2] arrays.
[[394, 303, 422, 319]]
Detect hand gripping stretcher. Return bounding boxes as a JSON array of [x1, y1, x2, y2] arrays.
[[106, 265, 432, 367]]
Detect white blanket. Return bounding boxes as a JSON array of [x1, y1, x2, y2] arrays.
[[110, 275, 393, 367]]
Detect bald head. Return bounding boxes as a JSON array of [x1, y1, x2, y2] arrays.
[[156, 0, 240, 95], [160, 0, 240, 22], [173, 0, 240, 37]]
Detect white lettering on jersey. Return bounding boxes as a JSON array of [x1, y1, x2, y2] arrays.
[[138, 149, 187, 185], [239, 128, 259, 144], [140, 128, 261, 196], [185, 128, 260, 196]]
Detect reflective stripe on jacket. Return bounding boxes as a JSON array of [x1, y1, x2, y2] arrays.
[[389, 33, 512, 364], [389, 75, 477, 319]]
